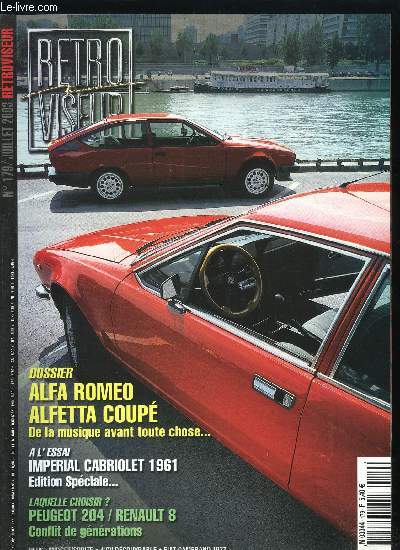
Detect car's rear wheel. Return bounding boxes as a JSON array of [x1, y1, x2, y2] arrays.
[[62, 296, 107, 379], [238, 163, 274, 198], [92, 170, 127, 201]]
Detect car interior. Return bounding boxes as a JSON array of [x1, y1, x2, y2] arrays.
[[334, 276, 390, 402], [149, 121, 218, 147], [80, 122, 148, 148], [139, 229, 366, 364]]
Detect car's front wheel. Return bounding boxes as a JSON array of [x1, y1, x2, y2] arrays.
[[92, 170, 127, 201], [238, 163, 274, 198], [62, 297, 107, 379]]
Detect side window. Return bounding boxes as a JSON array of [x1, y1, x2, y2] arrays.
[[138, 229, 367, 364], [149, 121, 212, 146], [185, 125, 218, 147], [117, 122, 147, 147], [140, 248, 205, 299], [80, 128, 107, 148], [334, 272, 390, 403], [80, 123, 146, 149]]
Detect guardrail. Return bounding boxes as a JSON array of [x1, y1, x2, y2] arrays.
[[17, 158, 390, 179], [292, 158, 390, 172], [18, 163, 50, 178]]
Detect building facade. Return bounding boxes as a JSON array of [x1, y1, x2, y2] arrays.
[[322, 14, 360, 45], [68, 14, 171, 44], [244, 15, 272, 45], [183, 25, 198, 44], [245, 14, 323, 46]]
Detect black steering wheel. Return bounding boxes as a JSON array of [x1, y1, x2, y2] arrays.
[[199, 244, 262, 319]]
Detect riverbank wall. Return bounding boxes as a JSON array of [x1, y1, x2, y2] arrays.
[[328, 77, 389, 92]]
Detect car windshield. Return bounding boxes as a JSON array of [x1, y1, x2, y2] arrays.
[[187, 119, 227, 141]]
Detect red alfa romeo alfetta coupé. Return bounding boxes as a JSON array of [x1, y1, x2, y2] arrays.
[[48, 113, 296, 201], [34, 182, 390, 536]]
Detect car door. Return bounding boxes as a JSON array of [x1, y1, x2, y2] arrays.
[[111, 268, 314, 488], [79, 121, 153, 184], [289, 263, 390, 535], [183, 123, 226, 183], [149, 120, 187, 184], [110, 227, 371, 489]]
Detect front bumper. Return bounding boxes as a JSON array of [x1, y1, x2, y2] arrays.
[[35, 284, 50, 300], [275, 164, 293, 181], [48, 167, 89, 188]]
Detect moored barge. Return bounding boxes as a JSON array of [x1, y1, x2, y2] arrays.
[[194, 70, 330, 93]]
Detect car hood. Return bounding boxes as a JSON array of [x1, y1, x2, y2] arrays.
[[49, 215, 224, 263], [225, 134, 294, 153]]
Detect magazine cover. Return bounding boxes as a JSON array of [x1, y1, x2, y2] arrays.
[[0, 2, 395, 549]]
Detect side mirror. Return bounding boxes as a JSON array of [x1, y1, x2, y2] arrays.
[[160, 274, 181, 300]]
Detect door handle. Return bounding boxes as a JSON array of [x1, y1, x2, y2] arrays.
[[253, 375, 296, 409], [167, 298, 186, 315], [154, 151, 167, 157]]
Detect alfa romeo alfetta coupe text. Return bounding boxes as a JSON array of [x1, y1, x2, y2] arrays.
[[48, 113, 296, 201], [34, 182, 390, 536]]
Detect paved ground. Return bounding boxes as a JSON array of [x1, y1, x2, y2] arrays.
[[18, 171, 389, 549]]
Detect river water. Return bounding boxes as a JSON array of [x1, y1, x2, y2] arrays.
[[17, 91, 390, 166]]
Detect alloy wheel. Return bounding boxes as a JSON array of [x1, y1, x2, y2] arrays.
[[96, 172, 124, 200], [244, 167, 270, 195]]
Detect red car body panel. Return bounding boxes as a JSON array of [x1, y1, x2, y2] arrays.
[[289, 375, 390, 535], [33, 183, 390, 537], [248, 183, 390, 255], [48, 113, 296, 187], [46, 215, 225, 263], [111, 274, 314, 488]]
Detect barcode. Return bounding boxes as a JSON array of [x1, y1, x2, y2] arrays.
[[357, 457, 391, 549]]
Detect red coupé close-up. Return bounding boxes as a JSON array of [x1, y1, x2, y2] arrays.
[[48, 113, 296, 201], [34, 181, 390, 537]]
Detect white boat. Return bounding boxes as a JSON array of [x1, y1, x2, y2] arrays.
[[194, 70, 330, 93]]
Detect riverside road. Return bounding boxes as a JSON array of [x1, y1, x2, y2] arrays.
[[18, 171, 388, 549]]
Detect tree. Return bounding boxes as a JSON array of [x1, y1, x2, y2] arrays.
[[257, 42, 268, 59], [358, 14, 390, 72], [176, 31, 194, 63], [135, 42, 144, 57], [302, 22, 325, 66], [220, 46, 230, 60], [283, 33, 301, 67], [343, 42, 360, 60], [240, 43, 248, 59], [68, 14, 118, 29], [200, 34, 220, 65], [327, 33, 343, 69], [149, 30, 164, 60]]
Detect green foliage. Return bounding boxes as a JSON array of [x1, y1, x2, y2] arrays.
[[68, 15, 119, 29], [343, 42, 360, 60], [149, 30, 164, 60], [200, 34, 220, 64], [358, 14, 390, 69], [302, 22, 325, 65], [257, 42, 268, 59], [283, 33, 301, 66], [135, 42, 144, 57], [176, 31, 194, 62], [327, 33, 343, 69]]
